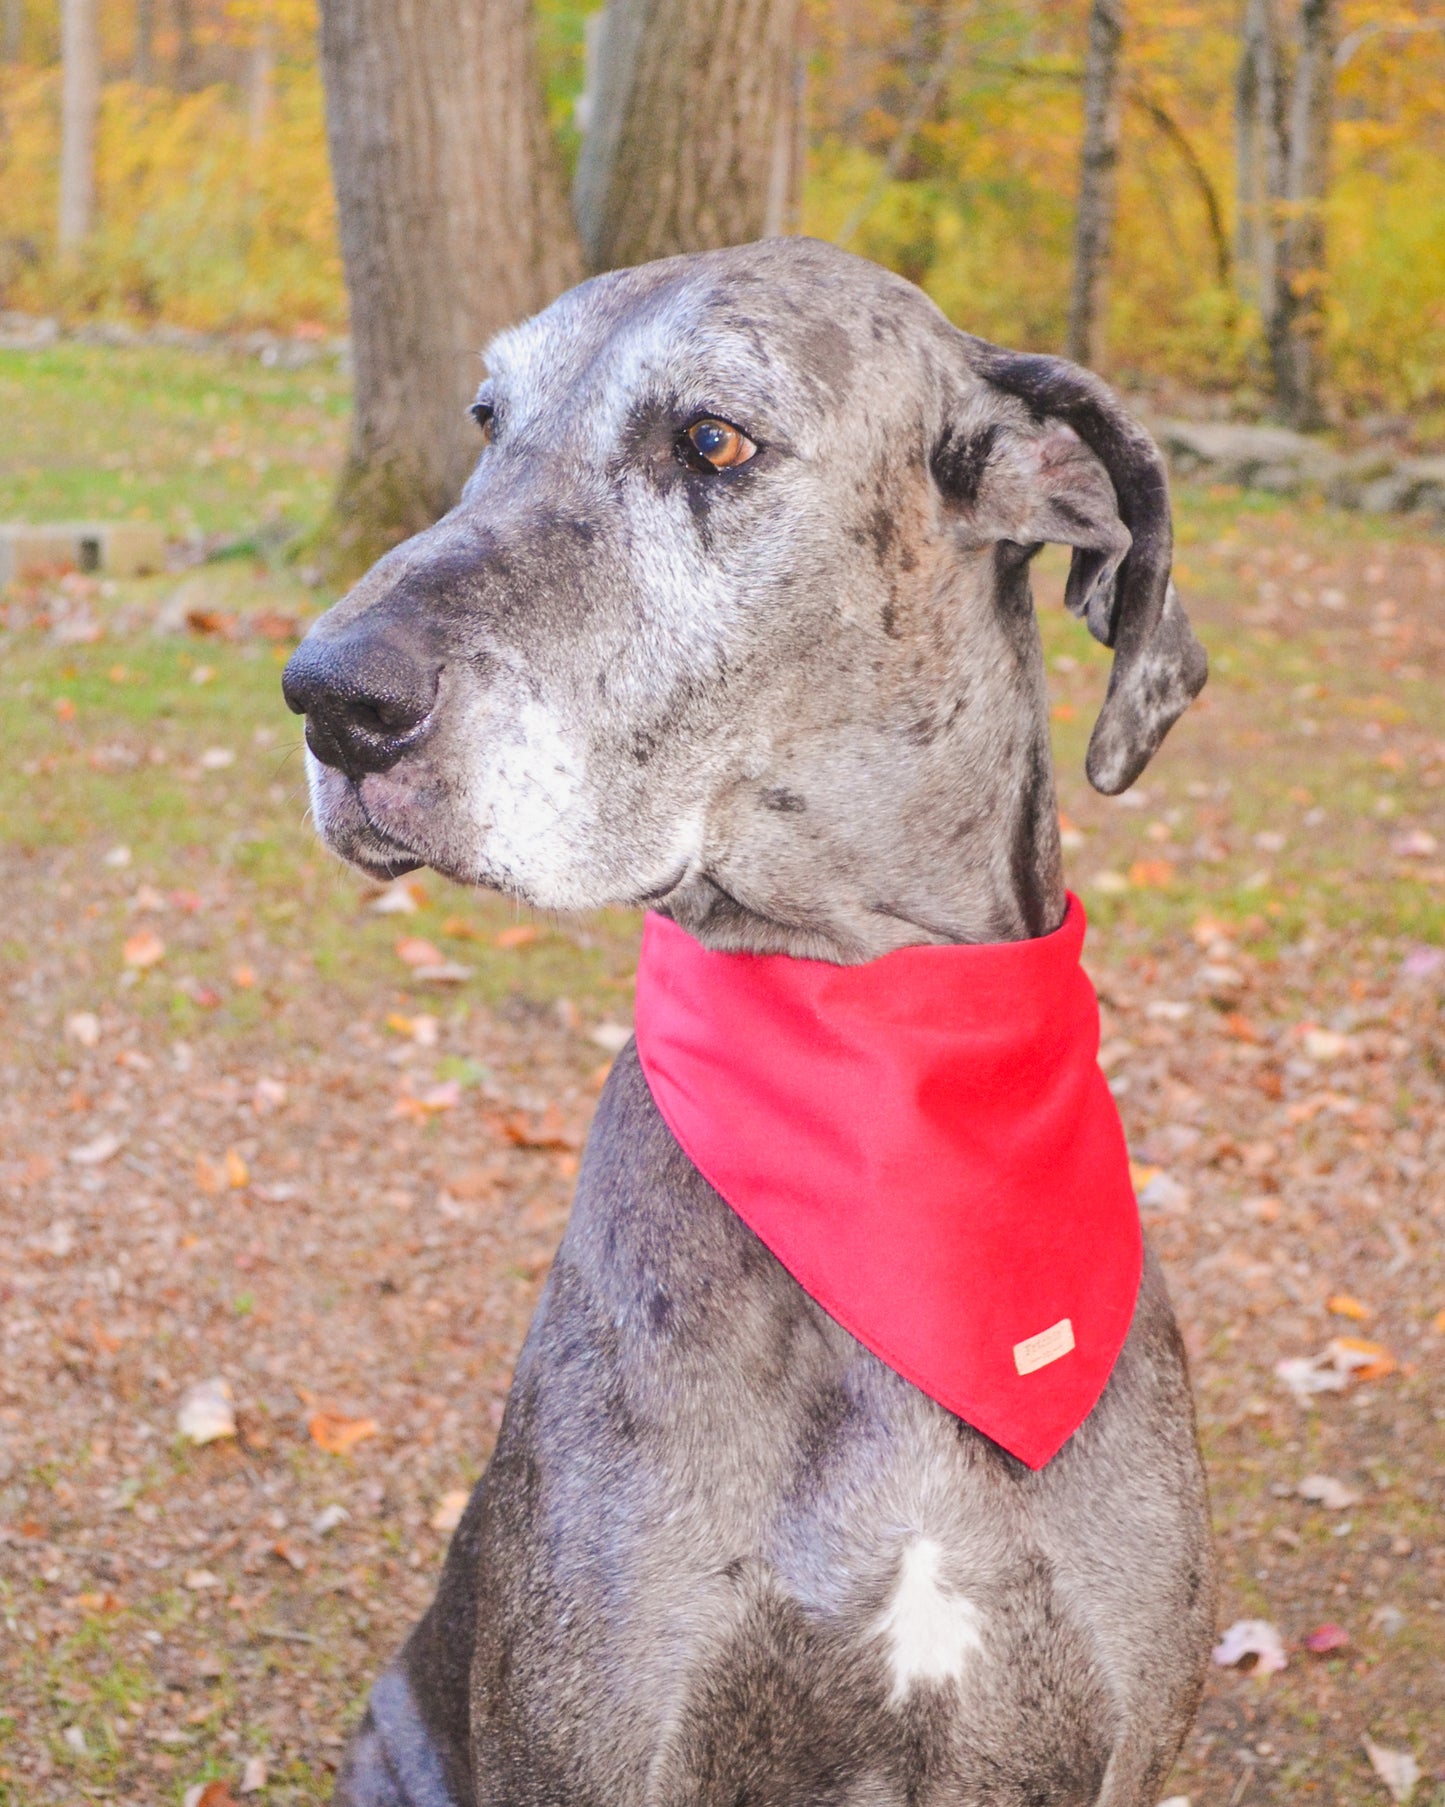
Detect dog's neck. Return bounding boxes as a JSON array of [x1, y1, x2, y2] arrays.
[[660, 687, 1067, 962]]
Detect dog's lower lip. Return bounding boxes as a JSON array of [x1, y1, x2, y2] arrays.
[[634, 863, 690, 905]]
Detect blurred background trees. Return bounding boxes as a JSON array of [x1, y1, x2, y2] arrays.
[[2, 0, 1443, 550]]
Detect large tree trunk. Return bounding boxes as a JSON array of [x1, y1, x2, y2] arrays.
[[573, 0, 801, 274], [1066, 0, 1126, 368], [316, 0, 580, 576], [1268, 0, 1334, 428], [1236, 0, 1334, 428], [58, 0, 100, 253]]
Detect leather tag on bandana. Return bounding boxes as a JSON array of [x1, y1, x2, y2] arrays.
[[1013, 1318, 1076, 1376]]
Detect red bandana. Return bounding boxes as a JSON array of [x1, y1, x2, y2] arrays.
[[633, 895, 1141, 1469]]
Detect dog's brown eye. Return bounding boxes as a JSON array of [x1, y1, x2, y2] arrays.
[[471, 401, 495, 445], [686, 418, 755, 471]]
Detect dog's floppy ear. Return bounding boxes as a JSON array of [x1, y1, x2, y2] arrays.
[[931, 336, 1207, 795]]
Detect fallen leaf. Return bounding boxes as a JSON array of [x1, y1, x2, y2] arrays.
[[1275, 1353, 1348, 1403], [253, 1077, 286, 1113], [495, 923, 539, 949], [1304, 1622, 1350, 1653], [311, 1503, 349, 1536], [190, 663, 215, 685], [1128, 858, 1175, 889], [240, 1756, 268, 1794], [271, 1537, 307, 1572], [1433, 1309, 1445, 1336], [395, 935, 443, 967], [1363, 1737, 1421, 1805], [413, 959, 474, 984], [54, 695, 76, 722], [184, 1569, 222, 1591], [1090, 869, 1128, 894], [225, 1147, 250, 1188], [370, 879, 425, 914], [430, 1489, 469, 1533], [500, 1106, 580, 1151], [394, 1080, 462, 1120], [1211, 1618, 1287, 1674], [1391, 830, 1438, 859], [1138, 1171, 1191, 1213], [64, 1009, 101, 1047], [232, 964, 256, 988], [1329, 1336, 1398, 1382], [199, 746, 235, 770], [73, 1589, 125, 1614], [1401, 946, 1443, 980], [1302, 1026, 1351, 1061], [1327, 1294, 1371, 1321], [1221, 1012, 1261, 1042], [1298, 1473, 1363, 1510], [189, 1783, 240, 1807], [308, 1412, 380, 1456], [122, 929, 165, 968], [589, 1021, 633, 1055], [1057, 812, 1085, 850], [177, 1378, 237, 1444], [68, 1130, 122, 1166], [386, 1011, 439, 1045], [441, 914, 481, 939]]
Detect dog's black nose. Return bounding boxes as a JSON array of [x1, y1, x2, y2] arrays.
[[282, 626, 442, 776]]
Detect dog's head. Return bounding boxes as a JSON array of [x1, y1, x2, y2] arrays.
[[284, 240, 1205, 953]]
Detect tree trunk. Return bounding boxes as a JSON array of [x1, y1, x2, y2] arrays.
[[573, 0, 801, 274], [133, 0, 154, 83], [317, 0, 580, 576], [173, 0, 199, 91], [3, 0, 24, 64], [246, 5, 276, 148], [1066, 0, 1125, 368], [58, 0, 100, 253], [1268, 0, 1334, 428]]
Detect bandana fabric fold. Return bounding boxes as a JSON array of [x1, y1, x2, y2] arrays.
[[632, 895, 1141, 1469]]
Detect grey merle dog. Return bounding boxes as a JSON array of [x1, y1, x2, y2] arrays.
[[283, 238, 1214, 1807]]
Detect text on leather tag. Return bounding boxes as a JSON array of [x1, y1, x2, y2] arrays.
[[1013, 1318, 1076, 1376]]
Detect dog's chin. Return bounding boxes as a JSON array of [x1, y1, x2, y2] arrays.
[[308, 764, 425, 880]]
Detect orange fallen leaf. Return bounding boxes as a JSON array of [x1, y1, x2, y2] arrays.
[[1327, 1294, 1371, 1322], [495, 923, 539, 950], [194, 1784, 240, 1807], [54, 696, 76, 722], [308, 1412, 380, 1456], [441, 915, 481, 939], [231, 964, 255, 988], [1128, 859, 1175, 890], [1433, 1309, 1445, 1336], [395, 936, 444, 968], [74, 1590, 125, 1614], [500, 1105, 579, 1151], [1330, 1336, 1398, 1382], [224, 1148, 249, 1188], [122, 929, 165, 968], [1050, 702, 1077, 722], [196, 1154, 225, 1195], [1222, 1012, 1261, 1042]]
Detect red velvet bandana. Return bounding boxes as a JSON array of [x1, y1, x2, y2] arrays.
[[633, 895, 1141, 1470]]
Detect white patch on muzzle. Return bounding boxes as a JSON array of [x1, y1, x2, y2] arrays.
[[875, 1537, 985, 1704]]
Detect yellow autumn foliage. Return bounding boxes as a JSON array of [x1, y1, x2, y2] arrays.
[[1, 0, 1441, 411]]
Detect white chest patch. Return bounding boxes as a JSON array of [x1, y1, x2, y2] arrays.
[[875, 1537, 985, 1704]]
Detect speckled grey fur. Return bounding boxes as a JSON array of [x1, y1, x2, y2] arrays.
[[284, 240, 1215, 1807]]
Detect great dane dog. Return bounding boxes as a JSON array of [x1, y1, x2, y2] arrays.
[[283, 238, 1215, 1807]]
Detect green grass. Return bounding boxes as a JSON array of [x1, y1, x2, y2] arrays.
[[0, 343, 349, 536]]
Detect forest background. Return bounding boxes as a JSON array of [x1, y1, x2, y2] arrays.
[[1, 0, 1443, 435]]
